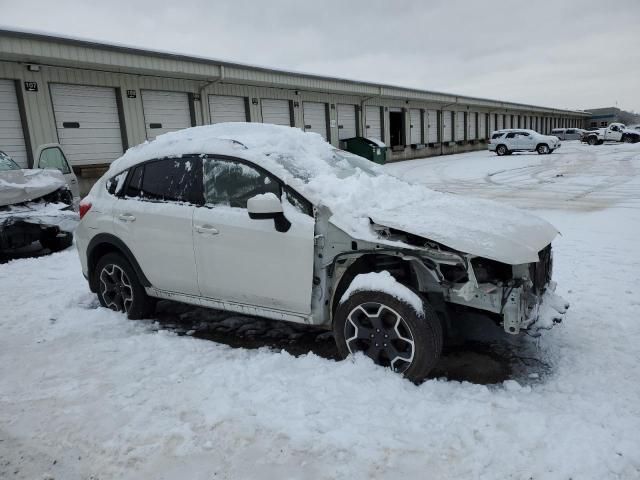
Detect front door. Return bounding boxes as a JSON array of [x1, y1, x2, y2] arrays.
[[35, 145, 80, 200], [113, 157, 201, 295], [193, 156, 315, 315]]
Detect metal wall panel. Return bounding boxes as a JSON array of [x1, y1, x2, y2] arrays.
[[261, 98, 291, 127], [337, 103, 357, 140], [426, 109, 438, 143], [50, 83, 124, 165], [364, 105, 382, 141], [409, 108, 422, 144], [208, 95, 247, 124], [302, 102, 328, 140], [141, 90, 191, 140], [497, 114, 504, 130], [0, 79, 27, 167]]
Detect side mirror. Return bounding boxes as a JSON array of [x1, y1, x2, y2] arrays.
[[247, 193, 291, 233]]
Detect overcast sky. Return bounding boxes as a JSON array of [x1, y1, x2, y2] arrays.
[[2, 0, 639, 111]]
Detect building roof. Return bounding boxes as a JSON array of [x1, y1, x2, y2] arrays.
[[0, 27, 590, 116]]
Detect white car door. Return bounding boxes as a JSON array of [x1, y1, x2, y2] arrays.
[[112, 157, 200, 295], [193, 156, 315, 315], [518, 132, 536, 151], [34, 144, 80, 202]]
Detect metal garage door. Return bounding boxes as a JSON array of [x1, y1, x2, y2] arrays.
[[409, 109, 422, 144], [504, 115, 511, 129], [0, 79, 27, 168], [426, 110, 438, 143], [302, 102, 328, 140], [337, 104, 357, 140], [497, 114, 504, 130], [208, 95, 247, 124], [261, 99, 291, 127], [489, 114, 496, 134], [468, 112, 477, 140], [365, 105, 382, 141], [442, 111, 453, 142], [141, 90, 192, 141], [454, 111, 465, 141], [478, 113, 487, 139], [50, 84, 124, 166]]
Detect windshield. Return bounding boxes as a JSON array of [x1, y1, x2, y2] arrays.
[[0, 152, 20, 171], [268, 148, 381, 182]]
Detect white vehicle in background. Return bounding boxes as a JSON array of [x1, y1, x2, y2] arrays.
[[551, 128, 587, 141], [581, 123, 640, 145], [75, 123, 568, 383], [488, 129, 561, 156]]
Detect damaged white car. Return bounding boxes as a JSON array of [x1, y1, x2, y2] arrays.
[[0, 151, 77, 255], [76, 123, 568, 382]]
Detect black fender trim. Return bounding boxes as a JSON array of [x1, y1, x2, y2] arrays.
[[87, 233, 152, 290]]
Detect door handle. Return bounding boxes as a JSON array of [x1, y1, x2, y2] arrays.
[[195, 225, 219, 235], [118, 213, 136, 222]]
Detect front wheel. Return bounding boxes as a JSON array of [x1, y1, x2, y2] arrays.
[[333, 290, 443, 383], [587, 136, 598, 146], [94, 253, 155, 319], [537, 144, 550, 154]]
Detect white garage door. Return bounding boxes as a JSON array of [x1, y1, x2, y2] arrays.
[[261, 99, 291, 127], [489, 114, 496, 134], [409, 108, 422, 144], [504, 115, 512, 129], [208, 95, 247, 124], [50, 84, 124, 166], [478, 113, 487, 139], [302, 102, 328, 140], [497, 114, 504, 130], [467, 112, 477, 140], [455, 111, 465, 141], [442, 111, 453, 142], [337, 104, 357, 140], [0, 79, 28, 168], [141, 90, 192, 141], [426, 109, 438, 143], [365, 106, 382, 141]]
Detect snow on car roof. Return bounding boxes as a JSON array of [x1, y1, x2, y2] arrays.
[[103, 123, 557, 263]]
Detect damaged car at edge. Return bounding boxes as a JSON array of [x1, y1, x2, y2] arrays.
[[0, 151, 78, 256], [75, 123, 569, 382]]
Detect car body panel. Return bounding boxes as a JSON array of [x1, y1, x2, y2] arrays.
[[0, 168, 67, 207]]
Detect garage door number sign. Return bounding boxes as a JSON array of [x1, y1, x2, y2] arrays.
[[24, 81, 38, 92]]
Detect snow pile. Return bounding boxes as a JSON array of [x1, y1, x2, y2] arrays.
[[101, 123, 557, 264], [340, 270, 424, 315], [528, 282, 570, 331]]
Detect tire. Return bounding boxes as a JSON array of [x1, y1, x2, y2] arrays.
[[536, 144, 550, 155], [587, 136, 598, 146], [94, 252, 155, 320], [496, 145, 508, 156], [548, 149, 555, 154], [40, 231, 73, 252], [333, 290, 443, 383]]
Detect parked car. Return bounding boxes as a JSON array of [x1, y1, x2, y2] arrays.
[[551, 128, 587, 141], [581, 123, 640, 145], [0, 150, 77, 255], [76, 123, 568, 382], [489, 129, 561, 156]]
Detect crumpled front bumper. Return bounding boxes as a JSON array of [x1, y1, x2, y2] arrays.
[[502, 281, 569, 335]]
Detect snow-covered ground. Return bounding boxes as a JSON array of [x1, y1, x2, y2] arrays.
[[1, 141, 639, 479]]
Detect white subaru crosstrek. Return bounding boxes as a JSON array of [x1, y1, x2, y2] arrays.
[[488, 129, 561, 156], [76, 123, 568, 382]]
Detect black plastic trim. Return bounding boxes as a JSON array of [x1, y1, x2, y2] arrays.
[[86, 233, 151, 289]]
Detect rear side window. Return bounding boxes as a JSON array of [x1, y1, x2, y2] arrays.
[[505, 132, 516, 138], [124, 158, 202, 204], [491, 132, 504, 139], [106, 170, 128, 196]]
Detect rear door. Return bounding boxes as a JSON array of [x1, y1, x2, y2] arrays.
[[337, 104, 357, 140], [193, 156, 315, 315], [302, 102, 328, 140], [50, 84, 124, 166], [0, 79, 28, 168], [113, 157, 201, 295], [261, 99, 292, 126], [141, 90, 192, 140]]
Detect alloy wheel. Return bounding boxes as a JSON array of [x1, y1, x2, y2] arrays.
[[344, 302, 415, 373], [99, 264, 134, 313]]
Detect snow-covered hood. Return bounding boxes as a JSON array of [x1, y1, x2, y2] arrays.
[[0, 169, 67, 207]]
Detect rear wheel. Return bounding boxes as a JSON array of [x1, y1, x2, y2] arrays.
[[94, 253, 155, 319], [496, 145, 508, 156], [537, 144, 550, 154], [587, 136, 598, 146], [333, 290, 443, 383]]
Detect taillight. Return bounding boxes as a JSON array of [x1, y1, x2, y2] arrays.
[[79, 200, 92, 219]]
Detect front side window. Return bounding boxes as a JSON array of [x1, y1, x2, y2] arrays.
[[203, 157, 280, 208], [124, 158, 202, 204], [38, 147, 71, 174]]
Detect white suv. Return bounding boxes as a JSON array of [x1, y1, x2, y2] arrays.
[[76, 123, 568, 382], [488, 129, 561, 156]]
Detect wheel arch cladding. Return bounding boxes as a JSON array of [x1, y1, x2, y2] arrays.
[[87, 233, 151, 292]]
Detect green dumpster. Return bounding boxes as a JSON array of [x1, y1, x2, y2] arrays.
[[341, 137, 387, 165]]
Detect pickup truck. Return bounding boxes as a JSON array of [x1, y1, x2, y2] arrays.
[[582, 122, 640, 145]]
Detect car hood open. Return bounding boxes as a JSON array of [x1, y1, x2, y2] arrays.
[[0, 169, 67, 207]]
